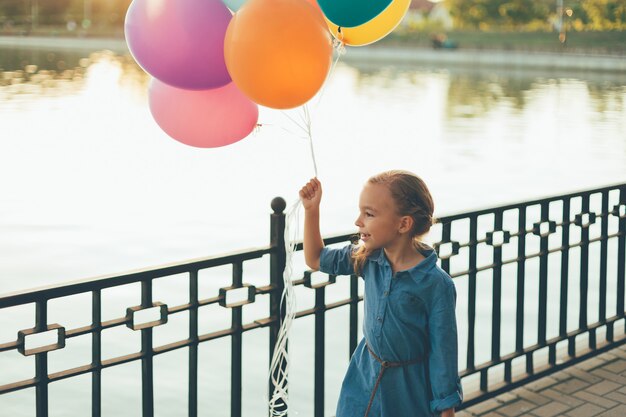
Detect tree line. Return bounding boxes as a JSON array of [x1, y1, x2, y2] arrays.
[[0, 0, 624, 31], [0, 0, 132, 26], [445, 0, 626, 30]]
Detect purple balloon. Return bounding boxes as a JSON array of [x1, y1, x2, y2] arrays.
[[125, 0, 232, 90]]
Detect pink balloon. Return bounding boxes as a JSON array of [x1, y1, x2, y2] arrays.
[[125, 0, 232, 90], [149, 79, 259, 148]]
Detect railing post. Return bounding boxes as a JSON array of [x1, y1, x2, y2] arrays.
[[232, 262, 244, 417], [314, 287, 325, 417], [35, 300, 48, 417], [269, 197, 287, 416], [188, 271, 199, 417], [92, 290, 102, 417], [617, 187, 626, 329], [141, 281, 154, 417]]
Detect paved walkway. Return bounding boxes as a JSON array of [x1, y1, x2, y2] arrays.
[[460, 344, 626, 417]]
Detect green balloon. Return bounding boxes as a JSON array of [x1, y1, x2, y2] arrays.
[[222, 0, 247, 12], [317, 0, 393, 28]]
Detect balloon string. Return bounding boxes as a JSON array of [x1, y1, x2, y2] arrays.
[[256, 122, 310, 140], [275, 34, 345, 175], [268, 33, 345, 416], [303, 37, 345, 177], [280, 110, 308, 133], [315, 38, 346, 106], [302, 104, 318, 177], [268, 199, 301, 416]]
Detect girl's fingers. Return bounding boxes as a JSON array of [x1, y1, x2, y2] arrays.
[[301, 187, 313, 200], [300, 179, 321, 201]]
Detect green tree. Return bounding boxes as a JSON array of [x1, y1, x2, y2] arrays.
[[38, 0, 73, 24], [498, 0, 551, 27], [446, 0, 626, 30], [445, 0, 555, 29], [0, 0, 133, 27], [445, 0, 499, 29], [580, 0, 626, 29], [0, 0, 28, 21], [91, 0, 132, 25]]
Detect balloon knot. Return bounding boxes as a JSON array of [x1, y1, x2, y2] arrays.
[[333, 39, 346, 56]]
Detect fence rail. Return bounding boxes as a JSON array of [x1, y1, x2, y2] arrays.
[[1, 184, 625, 416]]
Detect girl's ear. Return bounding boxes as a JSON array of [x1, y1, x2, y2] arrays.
[[399, 215, 414, 234]]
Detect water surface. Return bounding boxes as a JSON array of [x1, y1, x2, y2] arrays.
[[1, 44, 625, 416]]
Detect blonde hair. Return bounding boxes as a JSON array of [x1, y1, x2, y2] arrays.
[[352, 170, 435, 275]]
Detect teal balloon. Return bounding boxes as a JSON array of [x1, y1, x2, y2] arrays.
[[317, 0, 393, 28], [222, 0, 247, 12]]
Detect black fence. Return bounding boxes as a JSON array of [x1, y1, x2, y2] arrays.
[[1, 183, 625, 416]]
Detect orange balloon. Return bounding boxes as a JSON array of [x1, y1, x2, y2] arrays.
[[224, 0, 333, 109], [305, 0, 323, 15]]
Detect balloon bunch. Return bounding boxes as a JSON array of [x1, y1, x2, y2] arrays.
[[124, 0, 409, 149]]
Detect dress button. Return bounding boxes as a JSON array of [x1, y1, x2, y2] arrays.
[[377, 317, 382, 322], [383, 291, 389, 296]]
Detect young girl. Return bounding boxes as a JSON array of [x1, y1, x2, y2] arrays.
[[299, 171, 462, 417]]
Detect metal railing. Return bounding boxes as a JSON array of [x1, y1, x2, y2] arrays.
[[1, 184, 625, 416]]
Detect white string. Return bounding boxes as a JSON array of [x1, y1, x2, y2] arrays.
[[302, 105, 318, 177], [267, 33, 346, 415], [257, 122, 310, 140], [281, 110, 309, 133], [316, 37, 346, 106], [268, 199, 301, 416]]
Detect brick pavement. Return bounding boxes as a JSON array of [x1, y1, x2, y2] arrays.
[[459, 344, 626, 417]]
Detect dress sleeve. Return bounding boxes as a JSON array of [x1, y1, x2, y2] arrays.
[[428, 280, 463, 413], [319, 245, 355, 276]]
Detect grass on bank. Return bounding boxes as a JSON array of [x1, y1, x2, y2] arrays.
[[380, 29, 626, 55]]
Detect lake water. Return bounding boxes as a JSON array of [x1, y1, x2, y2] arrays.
[[1, 44, 626, 416]]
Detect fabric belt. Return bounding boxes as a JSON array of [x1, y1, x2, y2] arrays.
[[364, 343, 423, 417]]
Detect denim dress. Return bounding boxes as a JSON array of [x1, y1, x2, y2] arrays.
[[319, 245, 463, 417]]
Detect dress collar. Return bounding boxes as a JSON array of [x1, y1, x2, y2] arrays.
[[369, 245, 438, 274]]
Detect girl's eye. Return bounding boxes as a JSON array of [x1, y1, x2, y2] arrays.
[[365, 212, 374, 217]]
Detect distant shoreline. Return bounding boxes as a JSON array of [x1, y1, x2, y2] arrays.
[[0, 35, 129, 53], [1, 35, 625, 73], [346, 44, 626, 73]]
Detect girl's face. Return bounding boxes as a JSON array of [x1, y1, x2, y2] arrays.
[[354, 183, 403, 250]]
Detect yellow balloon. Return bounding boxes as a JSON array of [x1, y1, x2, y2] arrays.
[[325, 0, 410, 46]]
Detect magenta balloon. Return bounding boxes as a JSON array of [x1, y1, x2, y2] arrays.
[[125, 0, 232, 90], [149, 79, 259, 148]]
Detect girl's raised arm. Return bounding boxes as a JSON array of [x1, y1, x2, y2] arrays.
[[299, 178, 324, 270]]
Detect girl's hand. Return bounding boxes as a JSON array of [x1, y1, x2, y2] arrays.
[[441, 408, 455, 417], [299, 178, 322, 211]]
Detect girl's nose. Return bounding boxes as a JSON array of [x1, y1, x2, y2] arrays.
[[355, 215, 363, 227]]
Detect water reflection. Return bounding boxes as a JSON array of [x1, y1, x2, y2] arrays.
[[345, 59, 626, 119], [587, 82, 626, 114], [445, 74, 532, 116], [0, 49, 148, 101], [2, 47, 625, 119], [1, 46, 625, 417], [0, 48, 87, 71], [0, 47, 624, 280], [0, 66, 85, 100]]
